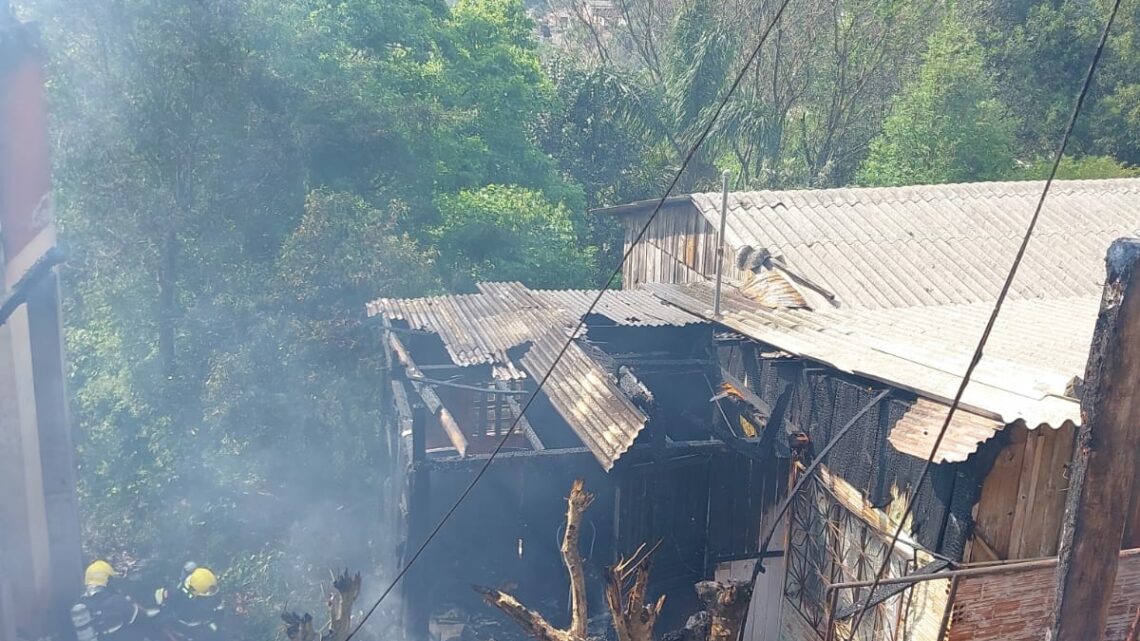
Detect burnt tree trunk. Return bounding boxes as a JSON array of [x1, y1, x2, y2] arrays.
[[282, 570, 362, 641], [605, 546, 665, 641], [477, 479, 595, 641]]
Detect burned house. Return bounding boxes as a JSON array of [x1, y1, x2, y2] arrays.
[[370, 178, 1140, 641], [593, 177, 1140, 640], [367, 284, 792, 639]]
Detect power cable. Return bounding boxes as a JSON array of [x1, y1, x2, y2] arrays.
[[343, 0, 798, 637], [732, 388, 889, 641], [841, 1, 1123, 638]]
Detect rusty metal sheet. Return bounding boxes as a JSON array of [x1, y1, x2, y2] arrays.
[[517, 330, 648, 470]]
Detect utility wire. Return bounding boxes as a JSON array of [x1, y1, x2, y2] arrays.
[[842, 1, 1123, 638], [732, 389, 890, 641], [343, 0, 798, 637]]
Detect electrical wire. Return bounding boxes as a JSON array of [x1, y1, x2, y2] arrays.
[[732, 389, 889, 641], [342, 0, 798, 636], [841, 1, 1124, 637]]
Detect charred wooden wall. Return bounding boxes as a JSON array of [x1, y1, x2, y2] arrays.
[[410, 450, 614, 632], [613, 448, 787, 631], [717, 342, 988, 560]]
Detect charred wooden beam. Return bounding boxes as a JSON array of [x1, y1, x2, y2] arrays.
[[712, 369, 771, 417], [389, 333, 469, 457], [496, 381, 544, 450], [1051, 239, 1140, 641], [391, 379, 417, 461], [408, 374, 529, 395], [425, 439, 729, 469]]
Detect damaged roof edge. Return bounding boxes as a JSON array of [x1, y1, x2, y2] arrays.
[[517, 331, 648, 471], [588, 195, 693, 216]]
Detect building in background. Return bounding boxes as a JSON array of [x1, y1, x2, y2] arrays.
[[0, 3, 83, 639]]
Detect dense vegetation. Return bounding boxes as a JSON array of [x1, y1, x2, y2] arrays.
[[11, 0, 1140, 637]]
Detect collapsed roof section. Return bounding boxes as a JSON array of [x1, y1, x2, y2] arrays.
[[646, 279, 1096, 463], [367, 282, 706, 470]]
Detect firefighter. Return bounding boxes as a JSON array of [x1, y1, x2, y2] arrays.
[[77, 560, 142, 639], [153, 567, 224, 641]]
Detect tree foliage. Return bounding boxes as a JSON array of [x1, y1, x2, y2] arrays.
[[857, 15, 1016, 186], [434, 185, 596, 289]]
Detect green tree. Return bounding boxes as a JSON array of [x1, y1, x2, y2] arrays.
[[433, 185, 596, 289], [858, 15, 1016, 186], [1007, 155, 1140, 180]]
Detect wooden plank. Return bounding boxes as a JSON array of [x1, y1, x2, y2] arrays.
[[1051, 239, 1140, 641], [1008, 427, 1042, 559], [389, 333, 469, 457], [1018, 427, 1063, 558], [973, 424, 1028, 560], [1030, 422, 1078, 557], [496, 381, 543, 450]]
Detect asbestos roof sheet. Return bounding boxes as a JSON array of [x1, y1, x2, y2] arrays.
[[647, 281, 1097, 461], [613, 178, 1140, 309], [518, 330, 649, 470], [367, 282, 703, 374], [367, 283, 701, 469]]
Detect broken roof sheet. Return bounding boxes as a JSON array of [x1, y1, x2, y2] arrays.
[[367, 282, 702, 469], [518, 330, 648, 471], [647, 280, 1097, 461], [597, 178, 1140, 309], [367, 282, 703, 373]]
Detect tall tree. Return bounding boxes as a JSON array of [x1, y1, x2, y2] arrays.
[[857, 14, 1015, 186]]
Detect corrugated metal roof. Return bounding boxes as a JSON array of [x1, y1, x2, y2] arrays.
[[612, 178, 1140, 309], [367, 283, 703, 376], [367, 283, 700, 469], [889, 398, 1004, 464], [518, 331, 648, 470], [647, 281, 1095, 461]]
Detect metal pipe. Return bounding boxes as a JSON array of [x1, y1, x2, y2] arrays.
[[827, 548, 1140, 592], [713, 170, 730, 317]]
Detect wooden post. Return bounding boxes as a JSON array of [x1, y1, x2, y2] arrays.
[[411, 399, 426, 464], [405, 404, 431, 640], [1049, 238, 1140, 641]]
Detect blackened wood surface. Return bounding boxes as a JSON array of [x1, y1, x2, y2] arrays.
[[1051, 239, 1140, 641]]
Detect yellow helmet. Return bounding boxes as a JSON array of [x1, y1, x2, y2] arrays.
[[84, 560, 116, 588], [184, 567, 218, 597]]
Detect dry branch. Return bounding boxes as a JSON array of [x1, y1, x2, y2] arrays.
[[476, 479, 596, 641], [605, 547, 665, 641], [282, 569, 362, 641], [473, 586, 579, 641], [564, 479, 595, 638]]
